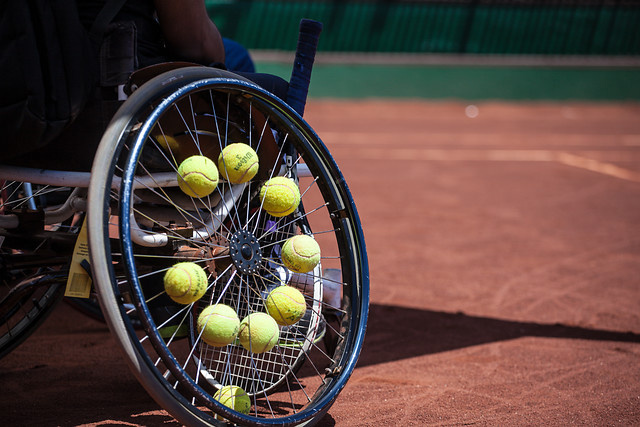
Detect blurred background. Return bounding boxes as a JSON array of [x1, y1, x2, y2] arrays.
[[205, 0, 640, 100], [3, 3, 640, 426]]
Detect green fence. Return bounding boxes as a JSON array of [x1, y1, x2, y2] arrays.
[[206, 0, 640, 55]]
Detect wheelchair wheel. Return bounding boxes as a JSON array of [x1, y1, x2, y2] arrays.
[[0, 272, 66, 359], [88, 67, 368, 426], [0, 181, 77, 358]]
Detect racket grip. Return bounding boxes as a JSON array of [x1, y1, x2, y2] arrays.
[[286, 19, 323, 117]]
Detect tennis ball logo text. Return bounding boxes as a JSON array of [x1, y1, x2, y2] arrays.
[[233, 152, 254, 171]]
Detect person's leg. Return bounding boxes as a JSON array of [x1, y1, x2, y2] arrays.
[[223, 38, 255, 73], [220, 38, 288, 100], [234, 71, 289, 100]]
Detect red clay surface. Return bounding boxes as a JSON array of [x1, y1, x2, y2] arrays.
[[2, 100, 640, 426]]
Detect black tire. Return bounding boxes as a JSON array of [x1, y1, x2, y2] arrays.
[[0, 273, 66, 359], [88, 67, 368, 426]]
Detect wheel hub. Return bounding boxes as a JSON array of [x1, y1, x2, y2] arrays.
[[229, 230, 262, 274]]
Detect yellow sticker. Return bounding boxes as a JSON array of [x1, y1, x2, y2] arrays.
[[64, 218, 92, 298]]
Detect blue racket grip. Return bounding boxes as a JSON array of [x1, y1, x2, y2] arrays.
[[286, 19, 323, 117]]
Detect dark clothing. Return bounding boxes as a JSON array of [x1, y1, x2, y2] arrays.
[[75, 0, 287, 98], [7, 0, 287, 170], [223, 38, 255, 73], [77, 0, 167, 67]]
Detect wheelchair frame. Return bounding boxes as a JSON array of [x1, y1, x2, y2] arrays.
[[0, 20, 368, 427]]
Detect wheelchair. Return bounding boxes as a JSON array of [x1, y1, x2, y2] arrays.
[[0, 21, 368, 426]]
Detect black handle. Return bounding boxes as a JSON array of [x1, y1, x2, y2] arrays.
[[286, 19, 323, 117]]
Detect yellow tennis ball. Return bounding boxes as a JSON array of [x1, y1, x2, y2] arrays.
[[218, 143, 259, 184], [238, 312, 279, 353], [281, 235, 321, 274], [265, 285, 307, 326], [155, 134, 180, 154], [197, 304, 240, 347], [259, 176, 300, 217], [163, 262, 208, 305], [177, 155, 218, 198], [213, 385, 251, 416]]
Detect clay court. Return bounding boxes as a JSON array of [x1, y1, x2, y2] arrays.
[[2, 99, 639, 426]]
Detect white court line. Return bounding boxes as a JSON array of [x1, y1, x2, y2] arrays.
[[355, 148, 554, 162], [345, 148, 640, 183], [555, 152, 640, 183], [320, 132, 640, 147]]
